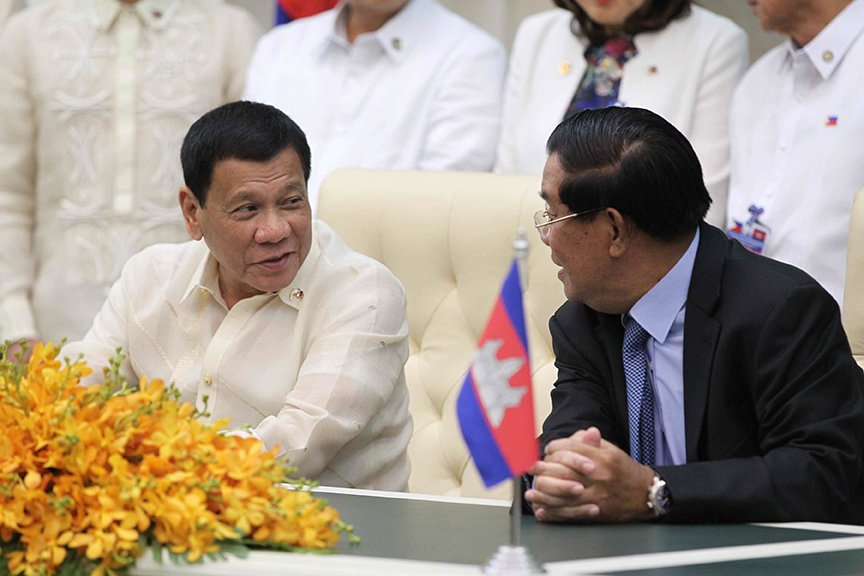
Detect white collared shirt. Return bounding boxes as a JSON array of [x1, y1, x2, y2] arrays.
[[63, 221, 413, 491], [727, 0, 864, 304], [0, 0, 260, 343], [244, 0, 506, 210]]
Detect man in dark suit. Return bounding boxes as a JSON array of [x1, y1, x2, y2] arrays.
[[525, 107, 864, 524]]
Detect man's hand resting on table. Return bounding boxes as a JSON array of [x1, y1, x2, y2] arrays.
[[525, 427, 656, 523]]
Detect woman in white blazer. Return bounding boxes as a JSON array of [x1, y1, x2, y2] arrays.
[[496, 0, 747, 226]]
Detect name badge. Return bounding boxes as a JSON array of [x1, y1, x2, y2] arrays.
[[728, 205, 770, 254]]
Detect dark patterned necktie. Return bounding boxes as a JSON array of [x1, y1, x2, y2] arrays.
[[622, 315, 655, 465]]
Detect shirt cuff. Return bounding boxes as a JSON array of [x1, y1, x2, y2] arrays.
[[223, 426, 267, 450]]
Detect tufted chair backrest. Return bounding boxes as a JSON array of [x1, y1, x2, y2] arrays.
[[318, 169, 565, 499], [843, 188, 864, 369]]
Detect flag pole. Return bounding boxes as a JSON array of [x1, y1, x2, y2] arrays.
[[511, 228, 529, 550], [483, 229, 545, 574], [511, 477, 523, 546], [513, 227, 530, 292]]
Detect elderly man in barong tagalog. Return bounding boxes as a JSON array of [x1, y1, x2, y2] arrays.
[[63, 101, 412, 491]]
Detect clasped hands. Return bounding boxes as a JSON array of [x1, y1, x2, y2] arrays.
[[525, 427, 656, 523]]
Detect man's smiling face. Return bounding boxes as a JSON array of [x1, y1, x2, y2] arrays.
[[180, 147, 312, 308]]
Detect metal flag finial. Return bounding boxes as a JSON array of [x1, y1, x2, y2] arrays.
[[513, 228, 530, 292]]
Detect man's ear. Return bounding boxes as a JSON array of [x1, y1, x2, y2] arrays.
[[606, 208, 632, 258], [179, 186, 203, 241]]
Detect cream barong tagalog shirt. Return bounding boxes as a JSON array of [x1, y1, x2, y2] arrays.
[[64, 221, 412, 491], [0, 0, 259, 343]]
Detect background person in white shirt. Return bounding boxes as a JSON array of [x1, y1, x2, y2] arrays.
[[726, 0, 864, 304], [244, 0, 506, 211], [64, 101, 413, 490], [0, 0, 260, 351]]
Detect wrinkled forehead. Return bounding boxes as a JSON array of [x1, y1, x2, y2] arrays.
[[210, 149, 307, 197]]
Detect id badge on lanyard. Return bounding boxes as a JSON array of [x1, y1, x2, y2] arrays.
[[727, 205, 770, 254]]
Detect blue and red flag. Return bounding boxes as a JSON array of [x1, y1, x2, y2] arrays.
[[457, 259, 538, 488], [275, 0, 338, 25]]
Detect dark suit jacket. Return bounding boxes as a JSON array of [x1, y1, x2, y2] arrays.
[[542, 223, 864, 523]]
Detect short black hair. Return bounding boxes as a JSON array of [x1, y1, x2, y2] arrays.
[[554, 0, 691, 46], [180, 101, 311, 206], [546, 107, 710, 241]]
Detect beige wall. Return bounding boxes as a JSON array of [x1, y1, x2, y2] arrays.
[[228, 0, 783, 63], [699, 0, 783, 63]]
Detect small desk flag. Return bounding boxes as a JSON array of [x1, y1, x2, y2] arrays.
[[457, 259, 538, 488], [275, 0, 338, 25]]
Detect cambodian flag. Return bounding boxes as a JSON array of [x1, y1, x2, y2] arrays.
[[275, 0, 338, 25], [457, 259, 538, 488]]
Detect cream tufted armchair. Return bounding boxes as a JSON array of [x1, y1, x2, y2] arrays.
[[843, 188, 864, 369], [318, 169, 565, 499]]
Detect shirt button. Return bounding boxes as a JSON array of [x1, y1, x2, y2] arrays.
[[203, 375, 213, 387]]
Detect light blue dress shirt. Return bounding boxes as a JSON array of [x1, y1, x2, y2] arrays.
[[627, 229, 699, 466]]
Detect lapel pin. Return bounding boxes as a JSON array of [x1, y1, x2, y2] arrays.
[[290, 288, 304, 301], [558, 60, 572, 76]]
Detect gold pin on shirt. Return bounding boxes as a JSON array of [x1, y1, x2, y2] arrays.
[[558, 60, 572, 76]]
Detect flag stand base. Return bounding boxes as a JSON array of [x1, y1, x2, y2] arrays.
[[483, 545, 545, 574]]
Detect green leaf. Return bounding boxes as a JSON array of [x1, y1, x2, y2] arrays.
[[218, 541, 251, 560], [151, 540, 164, 564]]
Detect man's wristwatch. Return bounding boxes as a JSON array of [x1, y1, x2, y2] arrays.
[[647, 470, 672, 518]]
